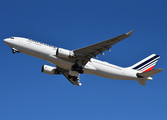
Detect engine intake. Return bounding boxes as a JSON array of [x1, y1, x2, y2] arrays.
[[41, 65, 60, 75], [57, 48, 76, 58]]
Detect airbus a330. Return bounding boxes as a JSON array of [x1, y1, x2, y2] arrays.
[[4, 30, 163, 86]]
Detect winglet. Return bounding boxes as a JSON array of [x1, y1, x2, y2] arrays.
[[126, 30, 134, 36]]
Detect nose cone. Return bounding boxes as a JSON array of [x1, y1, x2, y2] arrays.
[[4, 38, 9, 44], [4, 38, 12, 47]]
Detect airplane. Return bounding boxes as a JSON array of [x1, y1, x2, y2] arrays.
[[4, 30, 163, 86]]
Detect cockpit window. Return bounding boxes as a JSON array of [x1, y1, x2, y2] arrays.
[[10, 37, 14, 39]]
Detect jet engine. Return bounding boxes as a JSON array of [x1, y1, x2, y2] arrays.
[[41, 65, 60, 75], [57, 48, 76, 58]]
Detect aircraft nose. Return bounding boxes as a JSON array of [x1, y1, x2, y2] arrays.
[[4, 38, 9, 44], [4, 38, 12, 46]]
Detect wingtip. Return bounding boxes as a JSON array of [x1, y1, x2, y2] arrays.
[[78, 83, 82, 86], [126, 30, 134, 36]]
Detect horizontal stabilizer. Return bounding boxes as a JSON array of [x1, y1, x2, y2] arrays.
[[137, 69, 163, 78], [137, 79, 146, 86]]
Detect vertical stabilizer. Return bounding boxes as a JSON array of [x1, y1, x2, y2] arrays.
[[129, 54, 163, 86], [129, 54, 160, 72]]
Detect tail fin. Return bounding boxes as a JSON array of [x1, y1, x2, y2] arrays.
[[129, 54, 163, 86], [129, 54, 160, 73]]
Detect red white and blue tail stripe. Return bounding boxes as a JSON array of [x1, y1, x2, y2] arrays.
[[130, 54, 160, 72]]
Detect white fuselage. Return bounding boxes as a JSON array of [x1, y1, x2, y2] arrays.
[[4, 37, 140, 80]]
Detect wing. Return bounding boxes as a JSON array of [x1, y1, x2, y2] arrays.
[[74, 30, 134, 65], [56, 67, 82, 86], [62, 72, 82, 86]]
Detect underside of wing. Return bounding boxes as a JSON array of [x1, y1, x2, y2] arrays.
[[62, 72, 82, 86], [73, 30, 134, 65], [56, 67, 82, 86]]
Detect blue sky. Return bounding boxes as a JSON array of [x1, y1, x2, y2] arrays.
[[1, 0, 167, 120]]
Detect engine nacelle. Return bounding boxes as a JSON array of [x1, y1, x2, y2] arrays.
[[41, 65, 60, 75], [57, 48, 75, 58]]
